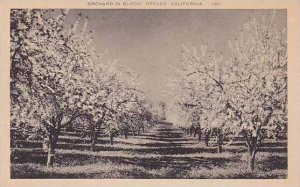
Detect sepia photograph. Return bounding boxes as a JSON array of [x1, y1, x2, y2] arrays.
[[1, 0, 300, 186], [8, 8, 288, 179]]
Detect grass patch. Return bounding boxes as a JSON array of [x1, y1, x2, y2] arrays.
[[10, 123, 287, 179]]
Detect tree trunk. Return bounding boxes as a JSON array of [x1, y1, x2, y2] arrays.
[[137, 127, 141, 135], [132, 128, 135, 136], [142, 126, 145, 133], [90, 128, 97, 152], [90, 136, 96, 152], [216, 133, 223, 153], [248, 148, 257, 171], [198, 131, 202, 142], [205, 136, 209, 146], [217, 141, 222, 153], [193, 130, 197, 138], [124, 129, 128, 139], [66, 124, 73, 132], [109, 132, 114, 145], [189, 127, 193, 135], [46, 135, 57, 167], [204, 130, 210, 146]]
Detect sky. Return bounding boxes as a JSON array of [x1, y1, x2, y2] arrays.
[[64, 9, 286, 107]]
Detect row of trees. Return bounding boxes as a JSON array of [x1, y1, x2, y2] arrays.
[[169, 12, 287, 171], [10, 9, 157, 167]]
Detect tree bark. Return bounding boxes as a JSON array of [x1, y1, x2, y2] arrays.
[[217, 141, 222, 153], [46, 134, 57, 167], [193, 130, 197, 138], [205, 136, 209, 146], [66, 124, 73, 132], [216, 132, 223, 153], [124, 128, 128, 139], [198, 130, 202, 142], [243, 129, 260, 171], [204, 129, 210, 146], [248, 148, 257, 171], [109, 132, 114, 145], [189, 127, 193, 135], [90, 126, 97, 152]]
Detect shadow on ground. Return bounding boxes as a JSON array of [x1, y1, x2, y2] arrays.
[[11, 122, 287, 179]]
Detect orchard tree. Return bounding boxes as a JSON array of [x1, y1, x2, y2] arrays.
[[158, 101, 167, 120], [100, 65, 142, 144], [10, 9, 96, 167], [81, 61, 120, 151], [169, 11, 287, 170], [169, 45, 229, 149], [124, 99, 154, 136], [225, 12, 287, 170]]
